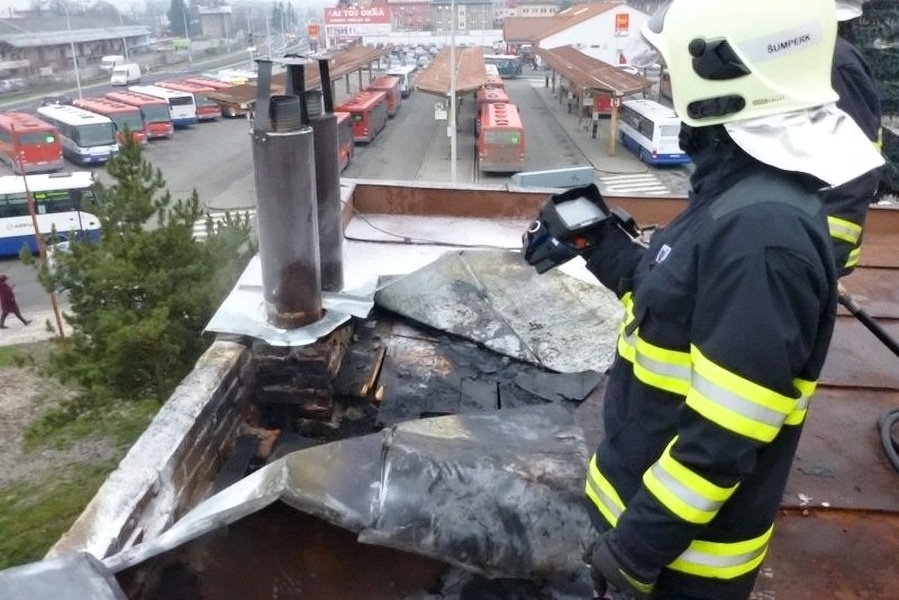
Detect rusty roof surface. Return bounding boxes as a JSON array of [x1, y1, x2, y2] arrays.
[[537, 45, 651, 95], [414, 46, 490, 96], [204, 46, 388, 107]]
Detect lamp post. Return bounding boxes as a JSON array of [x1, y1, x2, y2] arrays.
[[449, 0, 456, 183], [118, 10, 129, 61], [60, 2, 82, 99], [182, 4, 193, 65]]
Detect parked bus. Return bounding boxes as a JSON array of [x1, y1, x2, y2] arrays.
[[0, 171, 100, 256], [73, 97, 147, 146], [128, 85, 198, 128], [0, 112, 64, 173], [104, 89, 174, 139], [386, 65, 416, 98], [366, 75, 402, 117], [335, 111, 355, 172], [156, 80, 223, 121], [336, 90, 389, 144], [477, 102, 525, 173], [36, 104, 118, 166], [475, 87, 511, 134], [617, 98, 690, 166], [483, 54, 522, 78], [182, 77, 247, 118], [484, 72, 505, 91]]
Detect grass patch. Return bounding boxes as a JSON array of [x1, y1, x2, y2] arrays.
[[0, 461, 116, 569], [24, 396, 158, 452]]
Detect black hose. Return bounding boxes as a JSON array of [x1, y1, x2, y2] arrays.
[[837, 285, 899, 474]]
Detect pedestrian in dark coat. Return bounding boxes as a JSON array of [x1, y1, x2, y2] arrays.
[[0, 274, 31, 327]]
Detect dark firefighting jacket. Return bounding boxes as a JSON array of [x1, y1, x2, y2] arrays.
[[825, 37, 883, 276], [581, 145, 838, 591]]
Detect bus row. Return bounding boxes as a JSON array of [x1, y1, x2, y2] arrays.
[[473, 72, 526, 174]]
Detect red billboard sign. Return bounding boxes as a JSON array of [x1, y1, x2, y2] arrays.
[[324, 6, 391, 25], [615, 13, 630, 35]]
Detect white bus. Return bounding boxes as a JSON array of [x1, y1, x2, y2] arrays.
[[128, 84, 198, 128], [36, 104, 119, 166], [617, 98, 690, 166], [0, 171, 100, 256], [386, 65, 416, 98]]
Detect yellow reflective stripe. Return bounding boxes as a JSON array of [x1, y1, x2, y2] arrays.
[[642, 438, 738, 524], [827, 215, 862, 244], [621, 292, 636, 327], [585, 454, 625, 527], [618, 328, 636, 363], [845, 246, 860, 269], [669, 526, 773, 579], [633, 334, 691, 396], [875, 128, 883, 153], [686, 346, 798, 442], [785, 379, 815, 425]]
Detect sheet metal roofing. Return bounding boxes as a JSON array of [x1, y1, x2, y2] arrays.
[[0, 14, 148, 47], [503, 1, 632, 43], [537, 44, 651, 96]]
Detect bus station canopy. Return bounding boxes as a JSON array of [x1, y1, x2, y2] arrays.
[[536, 45, 651, 97], [204, 45, 390, 109], [414, 46, 490, 97]]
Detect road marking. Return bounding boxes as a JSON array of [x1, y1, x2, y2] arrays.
[[193, 209, 255, 241], [597, 173, 670, 195]]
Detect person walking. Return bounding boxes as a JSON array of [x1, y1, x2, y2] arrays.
[[0, 274, 31, 328], [521, 0, 884, 598]]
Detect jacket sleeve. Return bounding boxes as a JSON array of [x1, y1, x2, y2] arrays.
[[606, 210, 835, 572], [582, 227, 646, 297]]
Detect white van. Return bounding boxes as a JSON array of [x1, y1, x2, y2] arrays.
[[100, 55, 125, 72], [111, 63, 141, 86]]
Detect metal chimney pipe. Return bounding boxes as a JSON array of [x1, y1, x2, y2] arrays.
[[251, 58, 322, 328], [287, 55, 344, 292]]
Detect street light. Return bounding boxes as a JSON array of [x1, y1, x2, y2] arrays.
[[449, 0, 456, 183], [182, 5, 193, 65], [59, 2, 82, 99]]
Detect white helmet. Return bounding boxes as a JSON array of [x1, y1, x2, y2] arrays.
[[641, 0, 839, 128], [835, 0, 865, 21]]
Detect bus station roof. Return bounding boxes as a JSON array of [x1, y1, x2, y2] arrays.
[[536, 45, 651, 97], [203, 46, 390, 110], [414, 46, 490, 97]]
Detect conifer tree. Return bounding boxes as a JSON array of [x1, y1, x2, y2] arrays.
[[42, 137, 254, 403]]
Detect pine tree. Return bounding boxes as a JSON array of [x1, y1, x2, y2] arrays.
[[42, 137, 255, 404]]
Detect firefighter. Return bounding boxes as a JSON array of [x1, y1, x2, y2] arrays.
[[521, 0, 884, 598], [825, 0, 883, 276]]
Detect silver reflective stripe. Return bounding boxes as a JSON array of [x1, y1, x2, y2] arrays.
[[692, 371, 786, 429], [677, 543, 767, 569], [649, 463, 724, 514], [635, 348, 691, 382], [586, 475, 624, 522]]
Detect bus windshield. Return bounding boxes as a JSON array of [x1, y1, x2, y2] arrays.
[[112, 113, 144, 134], [0, 187, 94, 218], [72, 123, 117, 147], [484, 130, 521, 145], [169, 96, 194, 107], [195, 94, 217, 108], [141, 104, 170, 123], [18, 132, 57, 146]]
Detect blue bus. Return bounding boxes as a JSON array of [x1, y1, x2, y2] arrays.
[[0, 171, 100, 256], [617, 98, 691, 166]]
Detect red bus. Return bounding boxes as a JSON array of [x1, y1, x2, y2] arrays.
[[73, 97, 147, 146], [0, 112, 64, 173], [157, 80, 223, 121], [485, 73, 505, 91], [477, 102, 526, 174], [104, 90, 174, 140], [475, 87, 511, 134], [335, 111, 355, 172], [336, 90, 388, 143], [365, 75, 402, 117], [184, 77, 247, 118]]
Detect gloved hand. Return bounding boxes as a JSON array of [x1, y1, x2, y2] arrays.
[[590, 536, 657, 599], [522, 184, 638, 274]]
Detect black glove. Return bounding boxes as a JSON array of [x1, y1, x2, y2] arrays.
[[590, 536, 657, 599], [522, 184, 638, 274]]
